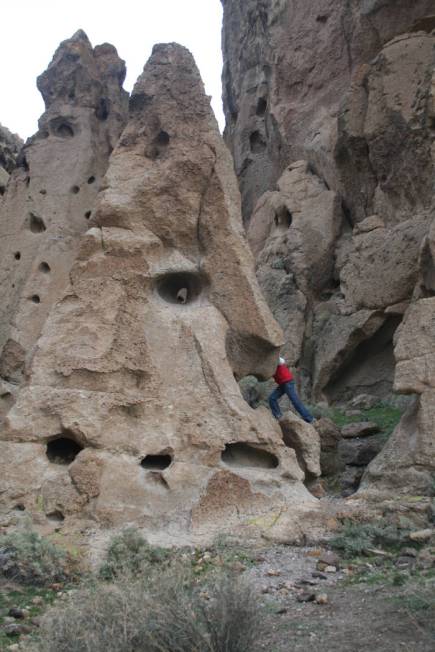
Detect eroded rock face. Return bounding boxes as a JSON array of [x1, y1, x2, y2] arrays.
[[0, 124, 22, 177], [224, 1, 435, 406], [0, 31, 128, 404], [0, 44, 322, 544]]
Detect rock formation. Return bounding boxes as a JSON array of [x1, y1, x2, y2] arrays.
[[222, 0, 435, 495], [0, 124, 22, 194], [0, 43, 324, 544], [0, 30, 128, 414]]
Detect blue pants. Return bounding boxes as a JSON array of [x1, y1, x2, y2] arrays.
[[268, 381, 314, 423]]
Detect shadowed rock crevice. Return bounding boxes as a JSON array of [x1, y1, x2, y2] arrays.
[[222, 443, 279, 469], [46, 436, 84, 465]]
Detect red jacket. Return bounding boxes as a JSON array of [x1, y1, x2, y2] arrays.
[[273, 363, 293, 385]]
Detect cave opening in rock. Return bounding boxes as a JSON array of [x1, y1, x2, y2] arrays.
[[222, 443, 279, 469], [57, 123, 74, 138], [141, 454, 172, 470], [156, 271, 205, 305], [46, 437, 83, 465], [29, 213, 46, 233], [39, 262, 51, 273], [85, 211, 92, 219], [274, 206, 292, 230], [46, 510, 65, 522], [30, 295, 41, 304], [156, 130, 170, 146], [87, 176, 96, 184]]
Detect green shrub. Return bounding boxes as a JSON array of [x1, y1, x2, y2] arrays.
[[331, 519, 408, 557], [99, 527, 170, 579], [0, 530, 70, 586], [33, 567, 264, 652]]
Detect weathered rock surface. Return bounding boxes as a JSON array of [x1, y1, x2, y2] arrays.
[[279, 412, 321, 479], [223, 1, 435, 412], [0, 124, 22, 176], [0, 31, 128, 402], [0, 43, 323, 544]]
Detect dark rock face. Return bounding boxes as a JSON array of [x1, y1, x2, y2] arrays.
[[0, 125, 22, 176], [0, 31, 128, 407]]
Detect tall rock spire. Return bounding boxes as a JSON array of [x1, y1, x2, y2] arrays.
[[0, 43, 322, 544], [0, 31, 128, 409]]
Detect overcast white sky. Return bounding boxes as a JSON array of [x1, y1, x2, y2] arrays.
[[1, 0, 224, 139]]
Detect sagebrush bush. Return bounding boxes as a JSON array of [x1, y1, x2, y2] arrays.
[[99, 527, 170, 579], [331, 519, 408, 556], [33, 566, 264, 652], [0, 530, 70, 586]]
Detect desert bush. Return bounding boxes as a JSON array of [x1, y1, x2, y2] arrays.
[[331, 519, 408, 557], [0, 530, 70, 586], [99, 527, 170, 579], [33, 566, 263, 652]]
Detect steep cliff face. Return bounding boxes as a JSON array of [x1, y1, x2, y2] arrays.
[[222, 0, 435, 494], [0, 43, 324, 544], [0, 31, 128, 411], [0, 125, 23, 195], [222, 0, 435, 222]]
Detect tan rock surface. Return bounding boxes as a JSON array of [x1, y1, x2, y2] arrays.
[[0, 43, 321, 544], [0, 31, 128, 397], [279, 412, 321, 479]]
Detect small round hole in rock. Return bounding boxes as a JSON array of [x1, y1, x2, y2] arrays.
[[156, 271, 205, 305], [39, 262, 51, 273], [30, 295, 41, 304], [156, 130, 170, 146], [85, 211, 92, 219], [87, 176, 96, 184], [70, 185, 80, 194], [141, 454, 172, 470], [14, 252, 21, 260], [46, 510, 65, 522], [46, 437, 83, 465], [29, 213, 46, 233]]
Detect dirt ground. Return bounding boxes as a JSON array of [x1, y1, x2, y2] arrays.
[[243, 546, 435, 652]]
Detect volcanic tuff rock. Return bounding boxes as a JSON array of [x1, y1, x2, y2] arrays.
[[0, 124, 22, 176], [0, 30, 128, 409], [0, 43, 324, 544]]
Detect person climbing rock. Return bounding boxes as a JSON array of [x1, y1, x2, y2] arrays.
[[268, 356, 314, 423]]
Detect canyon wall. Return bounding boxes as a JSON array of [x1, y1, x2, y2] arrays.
[[222, 0, 435, 494]]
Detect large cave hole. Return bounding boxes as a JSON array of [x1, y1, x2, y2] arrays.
[[29, 213, 46, 233], [222, 443, 279, 469], [156, 271, 205, 305], [141, 454, 172, 470], [46, 436, 83, 465]]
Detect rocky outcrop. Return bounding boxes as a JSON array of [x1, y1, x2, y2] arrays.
[[0, 43, 324, 545], [0, 124, 22, 182], [0, 31, 128, 408]]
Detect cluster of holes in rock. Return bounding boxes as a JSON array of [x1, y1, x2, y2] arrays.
[[221, 443, 279, 469], [156, 271, 204, 305], [46, 436, 83, 465], [141, 454, 172, 470], [29, 213, 46, 233]]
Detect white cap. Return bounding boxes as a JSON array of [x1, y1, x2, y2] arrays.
[[279, 356, 285, 364]]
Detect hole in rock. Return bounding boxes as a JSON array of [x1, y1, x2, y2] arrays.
[[29, 213, 46, 233], [40, 189, 47, 195], [84, 211, 92, 219], [156, 271, 205, 305], [30, 295, 40, 304], [87, 176, 96, 184], [70, 185, 80, 194], [14, 504, 25, 511], [46, 437, 83, 465], [222, 443, 279, 469], [0, 186, 5, 196], [141, 454, 172, 470], [316, 14, 328, 23], [156, 130, 170, 146], [95, 98, 109, 121], [54, 122, 74, 138], [46, 510, 65, 522], [26, 177, 30, 186], [14, 252, 21, 260], [39, 262, 51, 273], [274, 206, 292, 230], [17, 154, 29, 171], [256, 97, 267, 116], [249, 130, 267, 153]]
